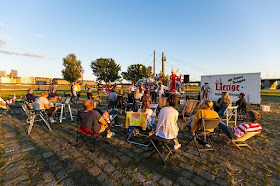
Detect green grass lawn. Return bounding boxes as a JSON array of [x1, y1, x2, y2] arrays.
[[1, 87, 279, 100]]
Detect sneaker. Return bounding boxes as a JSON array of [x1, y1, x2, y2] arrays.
[[107, 132, 115, 138], [174, 143, 181, 150], [49, 117, 55, 123], [205, 143, 211, 148]]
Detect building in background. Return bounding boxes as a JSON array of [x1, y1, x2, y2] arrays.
[[16, 77, 36, 84], [9, 69, 18, 78], [52, 78, 70, 85], [0, 71, 6, 77], [35, 77, 51, 85]]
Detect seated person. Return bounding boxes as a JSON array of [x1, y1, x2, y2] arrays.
[[26, 89, 36, 102], [49, 88, 61, 102], [216, 92, 232, 117], [218, 110, 262, 139], [138, 100, 156, 129], [33, 92, 58, 123], [189, 99, 219, 134], [124, 90, 134, 113], [154, 94, 181, 150], [78, 100, 115, 138], [236, 93, 247, 112], [0, 93, 8, 109], [87, 88, 101, 105], [134, 89, 143, 102], [141, 90, 152, 104]]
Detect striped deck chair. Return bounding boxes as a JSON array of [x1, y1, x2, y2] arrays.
[[182, 100, 199, 120], [158, 97, 167, 109]]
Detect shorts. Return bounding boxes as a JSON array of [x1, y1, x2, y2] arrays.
[[46, 107, 56, 114]]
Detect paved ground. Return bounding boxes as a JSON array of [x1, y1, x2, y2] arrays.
[[0, 102, 280, 185]]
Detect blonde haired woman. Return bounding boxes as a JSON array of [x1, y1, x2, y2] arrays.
[[218, 92, 232, 117], [137, 100, 156, 129]]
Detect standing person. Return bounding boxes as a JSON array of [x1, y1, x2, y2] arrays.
[[151, 83, 158, 103], [201, 82, 211, 100], [108, 82, 113, 92], [154, 94, 181, 150], [108, 88, 117, 109], [97, 81, 103, 95], [76, 81, 81, 103], [154, 74, 159, 82], [71, 82, 74, 101], [129, 83, 136, 94], [139, 82, 145, 94], [157, 83, 164, 98], [72, 83, 78, 104], [33, 92, 58, 123]]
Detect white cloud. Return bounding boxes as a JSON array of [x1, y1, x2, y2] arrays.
[[49, 56, 61, 61], [35, 34, 45, 38], [0, 35, 11, 48], [0, 49, 46, 58]]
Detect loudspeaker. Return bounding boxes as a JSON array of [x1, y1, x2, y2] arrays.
[[184, 75, 189, 83]]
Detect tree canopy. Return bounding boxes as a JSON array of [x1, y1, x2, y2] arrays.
[[122, 64, 152, 83], [90, 58, 121, 83], [62, 54, 83, 83]]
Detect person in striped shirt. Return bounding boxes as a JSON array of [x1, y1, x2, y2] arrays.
[[218, 110, 262, 139]]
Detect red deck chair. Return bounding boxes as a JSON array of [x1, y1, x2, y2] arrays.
[[76, 110, 109, 152]]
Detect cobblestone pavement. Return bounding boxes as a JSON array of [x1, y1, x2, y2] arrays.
[[0, 102, 279, 185]]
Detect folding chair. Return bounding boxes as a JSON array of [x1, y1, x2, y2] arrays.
[[0, 104, 10, 115], [237, 107, 247, 121], [186, 118, 221, 158], [182, 100, 200, 120], [148, 134, 174, 165], [22, 102, 52, 135], [232, 132, 260, 150], [158, 97, 167, 110], [76, 110, 109, 152], [126, 112, 151, 146], [222, 106, 238, 126]]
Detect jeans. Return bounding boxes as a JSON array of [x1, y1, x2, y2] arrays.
[[218, 107, 227, 117], [108, 101, 116, 109], [109, 109, 119, 124], [218, 122, 232, 139]]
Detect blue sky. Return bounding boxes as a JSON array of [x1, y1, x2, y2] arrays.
[[0, 0, 280, 81]]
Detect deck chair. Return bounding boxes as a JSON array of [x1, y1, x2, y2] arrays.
[[232, 132, 260, 150], [76, 110, 109, 152], [222, 106, 238, 126], [158, 97, 167, 110], [182, 100, 200, 120], [186, 118, 221, 158], [22, 102, 52, 135], [148, 134, 174, 165], [126, 112, 151, 147]]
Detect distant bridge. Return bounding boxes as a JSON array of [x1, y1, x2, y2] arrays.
[[261, 78, 280, 89]]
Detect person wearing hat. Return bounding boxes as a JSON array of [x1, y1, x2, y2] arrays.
[[236, 93, 247, 113], [201, 82, 211, 99]]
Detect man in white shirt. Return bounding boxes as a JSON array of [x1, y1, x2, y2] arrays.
[[33, 92, 58, 123]]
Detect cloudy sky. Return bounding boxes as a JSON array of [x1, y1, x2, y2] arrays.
[[0, 0, 280, 81]]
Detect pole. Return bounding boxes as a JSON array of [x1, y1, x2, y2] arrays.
[[153, 50, 155, 76], [162, 52, 165, 75]]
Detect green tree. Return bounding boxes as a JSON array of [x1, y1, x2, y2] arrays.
[[62, 54, 83, 83], [90, 58, 121, 83], [122, 64, 148, 83]]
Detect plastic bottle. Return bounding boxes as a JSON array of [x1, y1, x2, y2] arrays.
[[12, 95, 16, 104]]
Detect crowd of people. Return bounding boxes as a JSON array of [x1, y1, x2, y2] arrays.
[[0, 80, 262, 152]]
